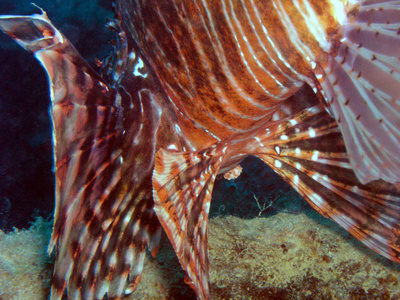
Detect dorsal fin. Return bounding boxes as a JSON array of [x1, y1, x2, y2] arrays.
[[317, 1, 400, 184], [152, 147, 225, 300], [254, 104, 400, 262]]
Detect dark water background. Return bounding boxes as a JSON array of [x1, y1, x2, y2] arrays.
[[0, 0, 310, 231], [0, 0, 114, 231]]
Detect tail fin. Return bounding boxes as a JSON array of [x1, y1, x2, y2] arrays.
[[0, 12, 162, 299], [152, 147, 227, 300], [255, 103, 400, 263], [317, 1, 400, 184]]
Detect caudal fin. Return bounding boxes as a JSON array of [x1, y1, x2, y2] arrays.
[[0, 12, 162, 299], [317, 1, 400, 184], [255, 103, 400, 263]]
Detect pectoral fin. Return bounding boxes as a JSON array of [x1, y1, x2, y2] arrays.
[[1, 12, 162, 300], [153, 147, 225, 300], [254, 104, 400, 263], [318, 2, 400, 184]]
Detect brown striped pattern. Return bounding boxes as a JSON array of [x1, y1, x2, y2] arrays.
[[45, 37, 165, 299], [2, 1, 400, 300], [0, 14, 171, 300], [153, 94, 400, 299], [153, 148, 223, 299], [117, 0, 344, 142], [255, 104, 400, 263]]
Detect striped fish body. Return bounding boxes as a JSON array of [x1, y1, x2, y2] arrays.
[[121, 0, 400, 184], [118, 0, 346, 143], [1, 0, 400, 299], [123, 0, 400, 297]]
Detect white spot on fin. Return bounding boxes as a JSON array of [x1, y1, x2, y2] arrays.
[[308, 127, 316, 138], [274, 159, 282, 168], [275, 146, 281, 155]]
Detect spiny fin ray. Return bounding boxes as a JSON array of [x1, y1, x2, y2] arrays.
[[153, 148, 225, 300], [254, 104, 400, 262], [318, 1, 400, 184], [0, 12, 163, 300]]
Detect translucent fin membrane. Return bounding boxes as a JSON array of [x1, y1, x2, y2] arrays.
[[319, 0, 400, 184], [152, 147, 225, 300], [255, 104, 400, 264], [0, 12, 162, 300]]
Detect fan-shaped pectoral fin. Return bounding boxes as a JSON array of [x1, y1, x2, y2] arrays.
[[153, 146, 228, 300]]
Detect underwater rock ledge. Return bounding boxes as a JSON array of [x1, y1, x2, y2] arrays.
[[1, 212, 400, 299]]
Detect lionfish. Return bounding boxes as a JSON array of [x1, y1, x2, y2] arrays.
[[1, 0, 400, 299]]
